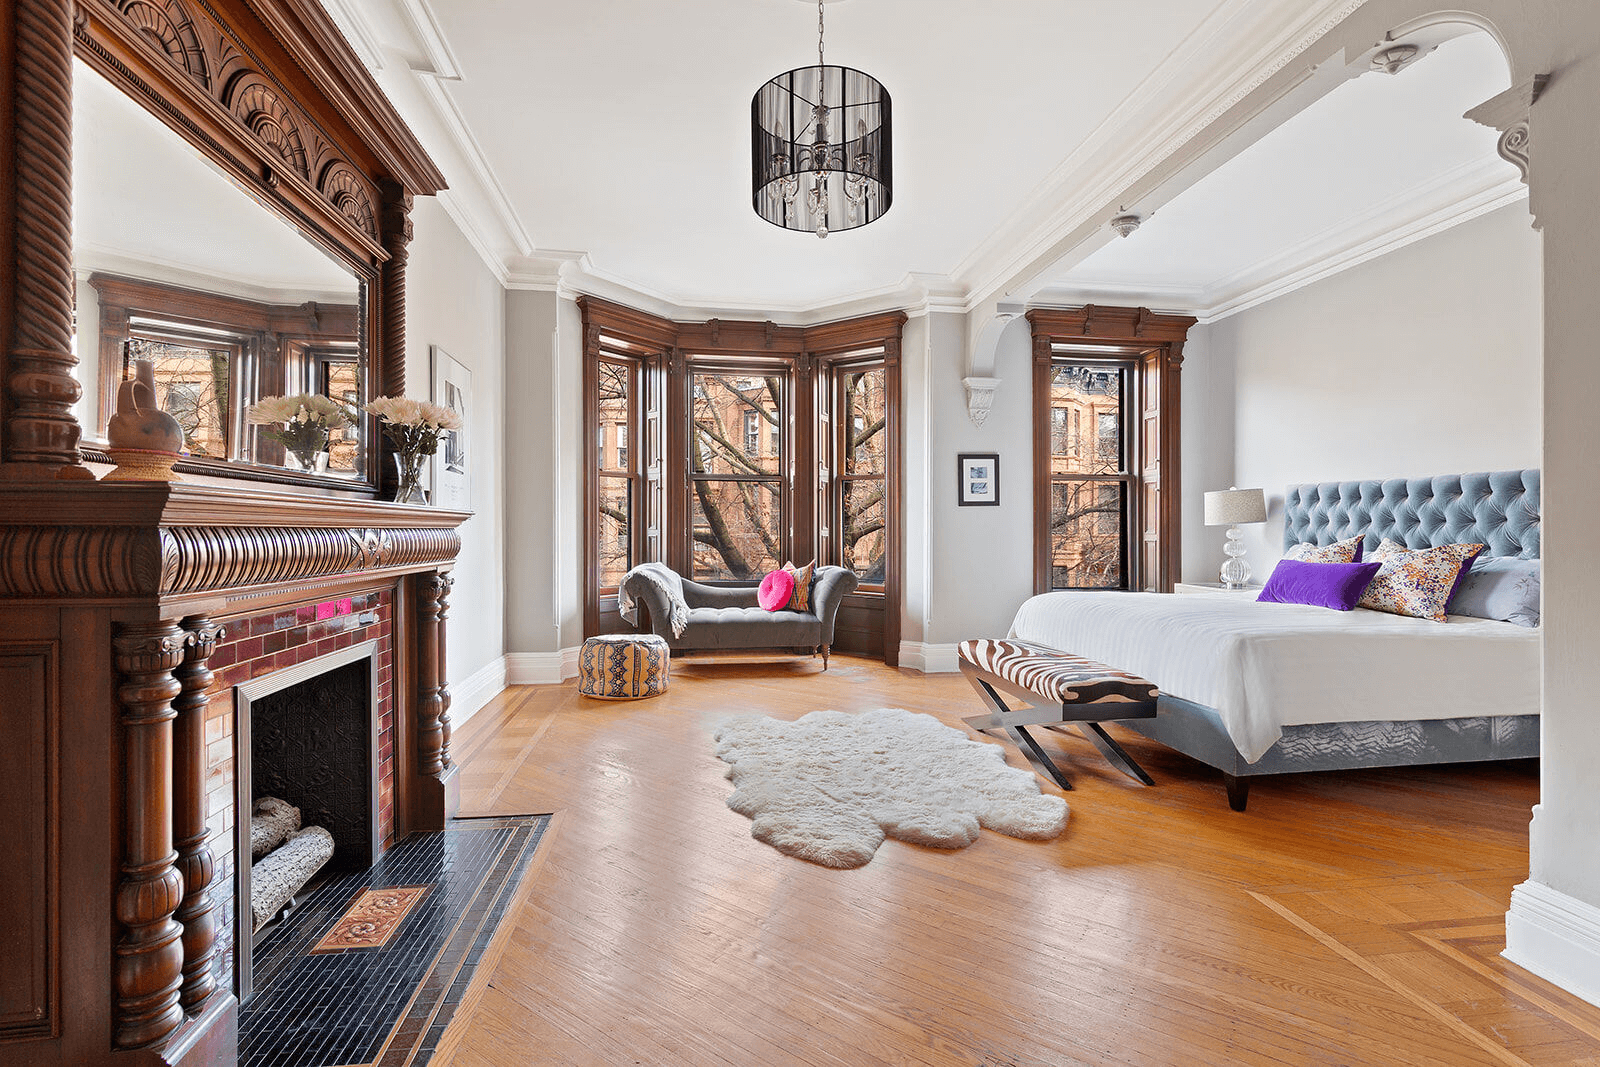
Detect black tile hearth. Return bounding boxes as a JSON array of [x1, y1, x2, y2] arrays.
[[239, 815, 549, 1067]]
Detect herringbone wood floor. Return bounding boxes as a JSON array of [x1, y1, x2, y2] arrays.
[[429, 655, 1599, 1066]]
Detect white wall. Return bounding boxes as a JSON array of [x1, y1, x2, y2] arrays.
[[404, 197, 508, 703], [1205, 201, 1543, 579], [500, 289, 585, 679]]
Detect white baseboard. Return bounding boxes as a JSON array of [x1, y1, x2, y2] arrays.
[[449, 655, 508, 730], [898, 641, 961, 674], [1505, 879, 1600, 1009], [504, 647, 581, 685]]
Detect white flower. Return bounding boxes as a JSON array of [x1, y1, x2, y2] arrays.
[[246, 393, 352, 429]]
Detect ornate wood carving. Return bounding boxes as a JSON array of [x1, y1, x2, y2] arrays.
[[0, 524, 460, 599], [415, 571, 447, 778], [436, 572, 453, 770], [173, 615, 223, 1013], [377, 181, 412, 495], [111, 619, 190, 1049], [5, 0, 90, 479]]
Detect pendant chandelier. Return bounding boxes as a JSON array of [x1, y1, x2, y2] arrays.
[[751, 0, 892, 238]]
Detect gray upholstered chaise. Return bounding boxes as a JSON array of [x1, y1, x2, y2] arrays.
[[621, 566, 859, 668]]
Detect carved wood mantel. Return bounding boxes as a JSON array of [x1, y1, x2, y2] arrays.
[[0, 482, 467, 1066], [0, 0, 457, 1062]]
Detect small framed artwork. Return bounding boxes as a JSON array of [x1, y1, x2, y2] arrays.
[[431, 346, 470, 510], [957, 452, 999, 507]]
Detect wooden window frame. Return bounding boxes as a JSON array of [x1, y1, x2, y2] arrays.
[[1028, 306, 1195, 595], [579, 297, 904, 661]]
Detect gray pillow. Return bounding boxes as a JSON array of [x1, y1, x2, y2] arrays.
[[1449, 557, 1539, 627]]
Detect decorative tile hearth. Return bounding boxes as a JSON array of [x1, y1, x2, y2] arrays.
[[309, 886, 431, 954], [239, 815, 548, 1067]]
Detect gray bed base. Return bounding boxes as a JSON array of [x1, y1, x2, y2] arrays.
[[1116, 469, 1541, 811]]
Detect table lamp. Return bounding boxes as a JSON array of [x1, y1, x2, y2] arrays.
[[1204, 487, 1267, 588]]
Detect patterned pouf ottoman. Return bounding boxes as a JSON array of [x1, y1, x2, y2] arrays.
[[577, 633, 671, 700]]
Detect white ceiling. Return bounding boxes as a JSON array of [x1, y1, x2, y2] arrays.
[[1045, 32, 1520, 317], [323, 0, 1524, 320], [72, 58, 358, 304], [371, 0, 1236, 308]]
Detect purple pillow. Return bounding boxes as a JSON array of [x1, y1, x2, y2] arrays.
[[1257, 559, 1383, 611]]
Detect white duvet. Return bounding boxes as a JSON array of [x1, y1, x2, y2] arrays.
[[1007, 591, 1541, 763]]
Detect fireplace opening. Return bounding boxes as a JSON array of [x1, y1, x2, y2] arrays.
[[235, 640, 381, 1000]]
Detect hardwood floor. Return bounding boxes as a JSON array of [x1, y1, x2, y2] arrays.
[[431, 655, 1597, 1066]]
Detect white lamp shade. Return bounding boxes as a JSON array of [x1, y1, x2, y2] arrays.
[[1204, 487, 1267, 526]]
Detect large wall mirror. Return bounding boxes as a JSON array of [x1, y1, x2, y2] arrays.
[[70, 56, 374, 485]]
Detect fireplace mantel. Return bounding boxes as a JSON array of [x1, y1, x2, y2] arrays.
[[0, 481, 469, 614], [0, 481, 468, 1066]]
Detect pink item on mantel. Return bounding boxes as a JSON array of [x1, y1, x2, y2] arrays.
[[758, 569, 795, 612]]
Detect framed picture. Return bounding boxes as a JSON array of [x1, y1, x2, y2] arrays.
[[957, 452, 999, 507], [431, 347, 470, 509]]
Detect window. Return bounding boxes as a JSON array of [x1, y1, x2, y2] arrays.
[[595, 358, 637, 590], [832, 363, 889, 585], [1045, 363, 1130, 589], [1029, 306, 1193, 594], [581, 296, 904, 659], [691, 371, 783, 581]]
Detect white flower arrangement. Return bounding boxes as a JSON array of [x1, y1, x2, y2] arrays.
[[365, 395, 462, 457], [245, 393, 352, 464]]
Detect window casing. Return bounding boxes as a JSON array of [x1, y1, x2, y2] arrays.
[[581, 297, 903, 660], [1028, 306, 1195, 595]]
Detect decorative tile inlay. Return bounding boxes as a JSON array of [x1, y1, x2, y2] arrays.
[[239, 816, 547, 1067], [309, 886, 429, 954]]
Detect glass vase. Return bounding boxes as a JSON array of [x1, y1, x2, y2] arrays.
[[393, 450, 428, 504], [285, 447, 329, 474]]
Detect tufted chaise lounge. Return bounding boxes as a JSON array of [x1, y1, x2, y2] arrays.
[[621, 566, 859, 668]]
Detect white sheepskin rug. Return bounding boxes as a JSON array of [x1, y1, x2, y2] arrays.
[[712, 707, 1068, 868]]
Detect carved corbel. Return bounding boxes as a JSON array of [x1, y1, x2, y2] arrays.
[[963, 376, 1001, 428], [1466, 75, 1548, 227]]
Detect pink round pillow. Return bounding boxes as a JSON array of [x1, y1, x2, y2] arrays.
[[757, 568, 795, 611]]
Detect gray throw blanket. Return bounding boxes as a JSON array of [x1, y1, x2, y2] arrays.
[[618, 562, 690, 638]]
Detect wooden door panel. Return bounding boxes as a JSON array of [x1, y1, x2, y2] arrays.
[[0, 647, 56, 1041]]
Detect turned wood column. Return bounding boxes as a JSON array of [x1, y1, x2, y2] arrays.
[[112, 620, 191, 1049], [4, 0, 90, 479], [436, 573, 453, 770], [378, 181, 413, 498], [173, 616, 224, 1013], [416, 571, 447, 776]]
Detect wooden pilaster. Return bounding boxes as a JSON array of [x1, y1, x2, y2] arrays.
[[172, 615, 224, 1014]]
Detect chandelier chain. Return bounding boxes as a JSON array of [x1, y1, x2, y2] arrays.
[[818, 0, 825, 68]]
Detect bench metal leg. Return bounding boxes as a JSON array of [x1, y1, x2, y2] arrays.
[[961, 675, 1074, 790], [1045, 722, 1154, 786]]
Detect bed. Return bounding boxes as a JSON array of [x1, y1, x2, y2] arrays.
[[1007, 469, 1541, 809]]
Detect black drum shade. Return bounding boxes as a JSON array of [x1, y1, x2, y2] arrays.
[[752, 64, 892, 237]]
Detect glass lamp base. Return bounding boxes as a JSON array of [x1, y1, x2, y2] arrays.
[[1219, 525, 1251, 588]]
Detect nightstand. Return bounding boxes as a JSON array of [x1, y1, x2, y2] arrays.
[[1173, 582, 1262, 598]]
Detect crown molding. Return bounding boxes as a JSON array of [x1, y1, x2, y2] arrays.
[[319, 0, 387, 74], [396, 0, 463, 79], [953, 0, 1372, 312], [1035, 157, 1527, 323], [540, 259, 967, 326]]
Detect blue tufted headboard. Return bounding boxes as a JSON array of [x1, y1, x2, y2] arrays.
[[1282, 469, 1539, 560]]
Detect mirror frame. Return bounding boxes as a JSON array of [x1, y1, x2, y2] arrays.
[[68, 0, 445, 493]]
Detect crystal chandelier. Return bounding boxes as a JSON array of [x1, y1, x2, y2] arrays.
[[751, 0, 892, 238]]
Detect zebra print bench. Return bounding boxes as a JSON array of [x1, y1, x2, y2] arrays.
[[957, 638, 1159, 791]]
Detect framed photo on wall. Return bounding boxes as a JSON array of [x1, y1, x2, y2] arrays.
[[431, 346, 470, 510], [957, 453, 999, 506]]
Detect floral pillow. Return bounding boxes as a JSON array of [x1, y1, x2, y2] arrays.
[[1357, 539, 1485, 621], [1284, 534, 1364, 564], [781, 560, 816, 613]]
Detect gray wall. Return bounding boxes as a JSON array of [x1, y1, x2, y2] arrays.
[[405, 198, 507, 688], [1205, 201, 1543, 580]]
